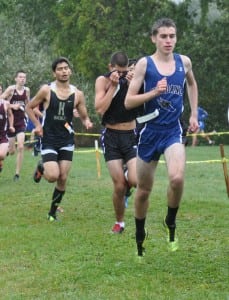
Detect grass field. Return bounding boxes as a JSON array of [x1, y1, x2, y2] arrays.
[[0, 145, 228, 300]]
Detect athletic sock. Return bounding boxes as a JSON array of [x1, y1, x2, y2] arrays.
[[135, 217, 146, 243], [49, 188, 65, 216], [116, 221, 125, 228], [165, 206, 179, 226]]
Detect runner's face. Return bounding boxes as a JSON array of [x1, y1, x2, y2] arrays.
[[152, 26, 177, 54], [54, 62, 72, 82], [109, 65, 128, 78], [15, 73, 26, 86]]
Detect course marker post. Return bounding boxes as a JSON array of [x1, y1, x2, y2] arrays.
[[220, 144, 229, 197], [95, 140, 101, 178]]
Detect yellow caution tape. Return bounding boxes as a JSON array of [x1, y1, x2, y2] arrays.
[[25, 130, 229, 138], [187, 131, 229, 137]]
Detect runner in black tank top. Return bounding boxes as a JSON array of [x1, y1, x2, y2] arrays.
[[26, 57, 93, 221], [95, 52, 141, 233], [42, 82, 75, 149]]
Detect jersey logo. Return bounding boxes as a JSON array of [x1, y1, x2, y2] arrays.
[[58, 102, 65, 116], [54, 102, 66, 121], [157, 97, 176, 112]]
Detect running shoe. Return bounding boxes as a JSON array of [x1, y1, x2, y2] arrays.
[[47, 214, 58, 222], [33, 160, 44, 183], [13, 174, 19, 181], [136, 228, 148, 257], [163, 218, 179, 252], [33, 148, 39, 156], [112, 223, 124, 234]]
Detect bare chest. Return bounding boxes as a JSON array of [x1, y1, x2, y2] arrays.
[[154, 60, 175, 76]]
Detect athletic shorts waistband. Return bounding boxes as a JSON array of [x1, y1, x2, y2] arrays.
[[146, 120, 180, 130], [104, 127, 136, 134]]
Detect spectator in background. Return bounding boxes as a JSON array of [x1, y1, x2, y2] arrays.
[[192, 106, 214, 146]]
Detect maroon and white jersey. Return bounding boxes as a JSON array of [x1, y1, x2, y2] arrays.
[[0, 99, 8, 143], [9, 88, 27, 132]]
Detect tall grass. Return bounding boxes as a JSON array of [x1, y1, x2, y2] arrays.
[[0, 145, 228, 299]]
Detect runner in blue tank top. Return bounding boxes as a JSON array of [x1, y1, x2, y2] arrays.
[[125, 18, 199, 257]]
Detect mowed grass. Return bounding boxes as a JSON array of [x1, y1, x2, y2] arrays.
[[0, 145, 228, 300]]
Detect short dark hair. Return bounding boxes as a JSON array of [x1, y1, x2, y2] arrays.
[[15, 70, 26, 77], [110, 51, 129, 67], [128, 58, 138, 67], [150, 18, 177, 36], [52, 57, 71, 72]]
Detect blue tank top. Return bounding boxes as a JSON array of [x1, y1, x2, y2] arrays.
[[144, 53, 186, 127]]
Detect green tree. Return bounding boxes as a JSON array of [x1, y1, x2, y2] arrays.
[[53, 0, 179, 80], [0, 14, 52, 94], [180, 0, 229, 131], [1, 0, 228, 132]]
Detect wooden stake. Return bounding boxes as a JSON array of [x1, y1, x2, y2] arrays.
[[95, 140, 101, 178], [220, 144, 229, 197]]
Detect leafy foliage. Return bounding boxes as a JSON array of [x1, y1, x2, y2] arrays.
[[53, 0, 181, 79], [0, 0, 228, 131], [180, 1, 229, 130], [0, 14, 52, 94]]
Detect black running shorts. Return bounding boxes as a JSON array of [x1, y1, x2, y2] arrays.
[[101, 128, 137, 162]]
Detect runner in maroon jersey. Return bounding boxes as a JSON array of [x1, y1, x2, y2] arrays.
[[1, 70, 30, 181], [0, 99, 15, 172]]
